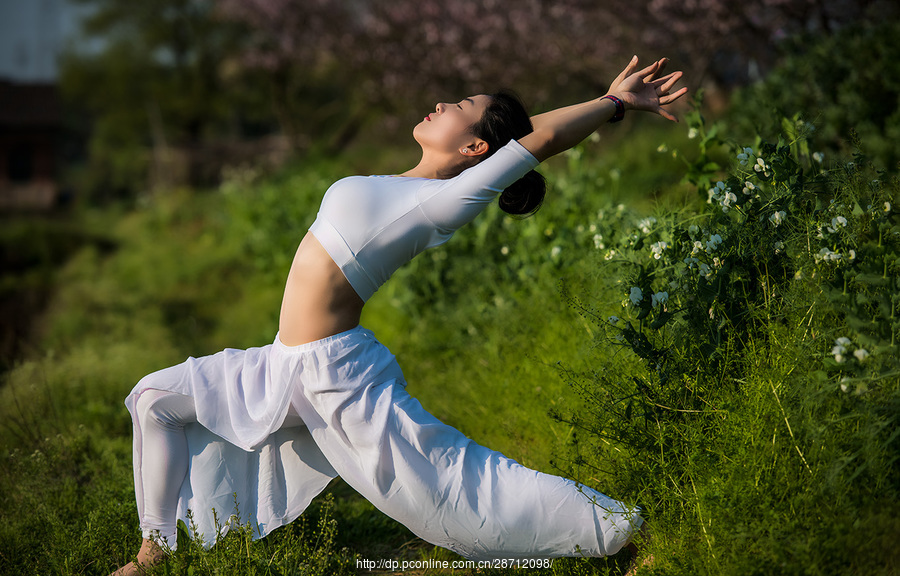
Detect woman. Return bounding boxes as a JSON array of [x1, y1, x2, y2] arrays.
[[112, 56, 686, 575]]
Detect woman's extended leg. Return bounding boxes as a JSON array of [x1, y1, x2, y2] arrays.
[[116, 383, 311, 576], [111, 389, 197, 576], [132, 389, 197, 548], [290, 363, 642, 560]]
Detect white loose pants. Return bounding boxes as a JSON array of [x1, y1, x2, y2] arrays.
[[126, 326, 641, 558]]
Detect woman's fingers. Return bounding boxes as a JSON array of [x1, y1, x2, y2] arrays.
[[657, 106, 679, 122], [637, 60, 662, 81], [611, 55, 687, 120], [651, 71, 682, 93], [610, 55, 640, 91], [659, 86, 689, 105], [639, 58, 668, 81], [623, 55, 639, 77]]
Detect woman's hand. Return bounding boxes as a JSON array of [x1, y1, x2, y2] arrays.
[[607, 56, 687, 122], [521, 55, 688, 161]]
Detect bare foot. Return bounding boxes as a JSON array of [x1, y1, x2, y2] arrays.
[[110, 538, 167, 575]]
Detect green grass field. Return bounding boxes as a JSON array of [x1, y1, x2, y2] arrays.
[[2, 86, 899, 576]]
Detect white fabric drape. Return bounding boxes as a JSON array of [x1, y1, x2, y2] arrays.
[[126, 327, 641, 558]]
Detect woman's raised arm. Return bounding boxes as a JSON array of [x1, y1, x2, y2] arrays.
[[519, 56, 687, 162]]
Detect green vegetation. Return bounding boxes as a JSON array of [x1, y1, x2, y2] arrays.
[[3, 22, 899, 576]]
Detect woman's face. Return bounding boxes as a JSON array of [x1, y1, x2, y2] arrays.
[[413, 94, 491, 154]]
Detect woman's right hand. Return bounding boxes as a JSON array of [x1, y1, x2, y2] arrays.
[[606, 56, 687, 122]]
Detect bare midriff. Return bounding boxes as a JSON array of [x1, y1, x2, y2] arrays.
[[278, 233, 364, 346]]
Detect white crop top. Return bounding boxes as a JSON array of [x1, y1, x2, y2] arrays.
[[309, 139, 539, 301]]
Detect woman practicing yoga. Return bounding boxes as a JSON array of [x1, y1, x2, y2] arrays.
[[112, 55, 687, 575]]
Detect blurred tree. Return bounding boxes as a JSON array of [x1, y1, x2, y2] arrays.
[[60, 0, 272, 199], [214, 0, 368, 151], [215, 0, 894, 127], [61, 0, 895, 200]]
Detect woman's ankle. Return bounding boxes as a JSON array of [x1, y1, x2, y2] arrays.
[[137, 538, 167, 563]]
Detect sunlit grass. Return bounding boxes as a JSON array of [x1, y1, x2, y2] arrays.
[[1, 107, 898, 575]]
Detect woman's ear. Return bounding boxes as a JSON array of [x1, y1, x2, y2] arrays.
[[460, 139, 489, 157]]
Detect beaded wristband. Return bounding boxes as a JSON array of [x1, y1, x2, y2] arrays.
[[601, 94, 625, 123]]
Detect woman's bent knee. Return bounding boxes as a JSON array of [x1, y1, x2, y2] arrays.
[[134, 390, 197, 430]]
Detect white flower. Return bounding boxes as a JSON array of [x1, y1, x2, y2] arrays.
[[832, 216, 848, 229], [651, 291, 669, 308], [848, 249, 856, 261], [699, 263, 712, 278], [608, 315, 620, 325], [637, 217, 657, 234], [713, 257, 722, 268], [501, 246, 509, 255], [754, 157, 771, 176], [688, 127, 698, 139], [688, 224, 700, 237], [629, 287, 643, 306], [550, 246, 562, 259], [705, 234, 723, 252], [816, 248, 842, 262], [605, 250, 616, 261], [707, 181, 727, 205], [691, 241, 703, 256], [736, 147, 753, 165], [835, 337, 852, 347], [885, 202, 892, 213], [593, 234, 605, 250], [657, 144, 668, 153], [854, 348, 869, 361], [769, 211, 786, 227], [650, 241, 668, 259], [742, 182, 756, 196], [683, 256, 699, 268], [813, 152, 824, 164], [721, 191, 738, 212], [774, 241, 784, 254]]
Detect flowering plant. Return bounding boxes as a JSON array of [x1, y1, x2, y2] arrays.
[[579, 113, 898, 402]]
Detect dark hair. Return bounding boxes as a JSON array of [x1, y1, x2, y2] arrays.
[[470, 90, 546, 216]]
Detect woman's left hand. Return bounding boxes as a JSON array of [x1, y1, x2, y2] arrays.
[[607, 56, 688, 122]]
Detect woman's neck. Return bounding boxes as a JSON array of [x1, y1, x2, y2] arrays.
[[401, 150, 470, 179]]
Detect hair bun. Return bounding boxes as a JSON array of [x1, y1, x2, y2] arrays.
[[499, 170, 546, 216]]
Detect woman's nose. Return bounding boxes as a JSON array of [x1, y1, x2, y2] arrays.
[[435, 102, 445, 113]]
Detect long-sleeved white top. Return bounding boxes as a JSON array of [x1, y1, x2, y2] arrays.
[[309, 140, 539, 301]]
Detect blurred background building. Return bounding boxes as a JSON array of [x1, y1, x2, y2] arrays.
[[0, 0, 87, 209]]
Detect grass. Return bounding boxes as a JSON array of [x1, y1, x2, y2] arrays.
[[1, 109, 898, 576]]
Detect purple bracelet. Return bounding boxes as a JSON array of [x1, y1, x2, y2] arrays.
[[602, 95, 625, 123]]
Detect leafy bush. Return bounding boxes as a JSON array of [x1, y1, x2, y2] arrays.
[[554, 108, 900, 574], [730, 18, 900, 171]]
